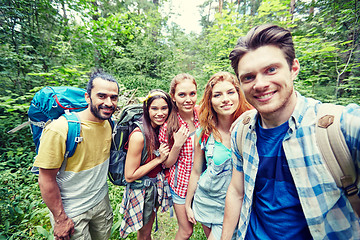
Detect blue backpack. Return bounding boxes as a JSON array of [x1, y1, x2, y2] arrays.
[[28, 86, 88, 173]]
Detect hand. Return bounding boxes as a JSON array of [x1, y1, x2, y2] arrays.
[[53, 215, 74, 240], [158, 143, 170, 162], [173, 125, 189, 148], [185, 205, 196, 224]]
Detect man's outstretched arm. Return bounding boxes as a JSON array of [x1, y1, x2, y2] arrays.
[[221, 168, 245, 240], [38, 168, 74, 240]]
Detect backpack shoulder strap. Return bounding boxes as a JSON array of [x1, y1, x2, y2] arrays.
[[236, 109, 257, 158], [108, 118, 115, 130], [30, 111, 82, 175], [316, 103, 356, 187], [63, 111, 82, 159], [201, 133, 215, 158], [316, 103, 360, 216], [134, 121, 148, 165]]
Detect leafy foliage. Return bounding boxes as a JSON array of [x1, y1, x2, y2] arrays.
[[0, 0, 359, 238]]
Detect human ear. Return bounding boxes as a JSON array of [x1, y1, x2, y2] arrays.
[[85, 92, 91, 104], [291, 59, 300, 80]]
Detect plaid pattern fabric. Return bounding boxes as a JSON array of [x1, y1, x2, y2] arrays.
[[159, 112, 200, 198], [119, 172, 171, 238], [231, 93, 360, 239]]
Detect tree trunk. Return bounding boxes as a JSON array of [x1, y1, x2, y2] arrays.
[[290, 0, 296, 20], [309, 0, 315, 17], [219, 0, 223, 15]]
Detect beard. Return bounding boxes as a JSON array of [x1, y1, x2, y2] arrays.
[[89, 98, 115, 121]]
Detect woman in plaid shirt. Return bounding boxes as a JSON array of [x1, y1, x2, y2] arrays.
[[159, 73, 200, 239], [120, 89, 173, 239]]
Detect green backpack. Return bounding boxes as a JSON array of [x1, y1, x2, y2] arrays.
[[235, 103, 360, 217], [108, 104, 148, 186]]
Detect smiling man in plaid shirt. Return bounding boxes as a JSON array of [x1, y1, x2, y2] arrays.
[[221, 24, 360, 240]]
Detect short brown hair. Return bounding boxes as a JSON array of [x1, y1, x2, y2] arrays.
[[229, 24, 295, 77]]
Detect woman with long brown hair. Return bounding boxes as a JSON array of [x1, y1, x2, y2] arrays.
[[159, 73, 200, 239]]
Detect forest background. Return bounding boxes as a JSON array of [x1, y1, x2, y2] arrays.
[[1, 0, 359, 239]]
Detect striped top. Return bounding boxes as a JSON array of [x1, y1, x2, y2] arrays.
[[34, 116, 112, 218]]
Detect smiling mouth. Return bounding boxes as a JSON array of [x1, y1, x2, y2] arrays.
[[102, 108, 114, 113], [221, 104, 233, 109], [154, 117, 165, 121], [256, 92, 275, 100]]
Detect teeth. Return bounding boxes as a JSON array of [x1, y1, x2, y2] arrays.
[[258, 93, 273, 99], [222, 105, 232, 108]]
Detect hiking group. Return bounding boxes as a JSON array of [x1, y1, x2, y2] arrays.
[[32, 24, 359, 240]]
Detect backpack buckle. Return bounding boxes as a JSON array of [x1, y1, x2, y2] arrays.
[[75, 137, 83, 143], [143, 179, 151, 187], [153, 149, 160, 157], [341, 175, 358, 196], [344, 184, 358, 196]]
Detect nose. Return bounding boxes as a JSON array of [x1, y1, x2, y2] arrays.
[[161, 107, 168, 115], [104, 97, 112, 106], [222, 94, 230, 103], [185, 95, 193, 102], [253, 74, 269, 91]]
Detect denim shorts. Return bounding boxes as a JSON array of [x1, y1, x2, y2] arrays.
[[170, 186, 186, 205], [202, 222, 236, 240]]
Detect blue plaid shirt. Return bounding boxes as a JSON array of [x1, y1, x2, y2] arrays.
[[231, 93, 360, 240]]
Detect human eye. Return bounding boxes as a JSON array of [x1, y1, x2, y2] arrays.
[[111, 95, 118, 101], [241, 75, 255, 83], [228, 90, 236, 95], [161, 106, 168, 111], [98, 94, 106, 99], [267, 66, 277, 74], [178, 92, 185, 97], [213, 93, 221, 98], [190, 91, 196, 97]]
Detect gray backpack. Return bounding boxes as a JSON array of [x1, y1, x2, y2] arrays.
[[235, 103, 360, 217]]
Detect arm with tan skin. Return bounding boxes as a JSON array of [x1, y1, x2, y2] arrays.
[[163, 125, 189, 168], [38, 168, 75, 240], [220, 168, 244, 240], [125, 131, 170, 182], [185, 134, 204, 224]]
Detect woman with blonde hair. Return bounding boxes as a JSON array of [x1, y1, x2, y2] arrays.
[[185, 72, 252, 239]]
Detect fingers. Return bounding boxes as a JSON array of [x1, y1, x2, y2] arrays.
[[179, 125, 190, 136], [54, 218, 74, 240], [158, 143, 170, 162], [189, 217, 196, 225], [186, 209, 196, 224], [173, 125, 190, 147], [159, 143, 170, 152], [159, 144, 170, 156], [54, 234, 71, 240]]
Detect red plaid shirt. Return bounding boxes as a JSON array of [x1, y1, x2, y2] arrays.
[[119, 172, 171, 238], [159, 111, 200, 198]]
